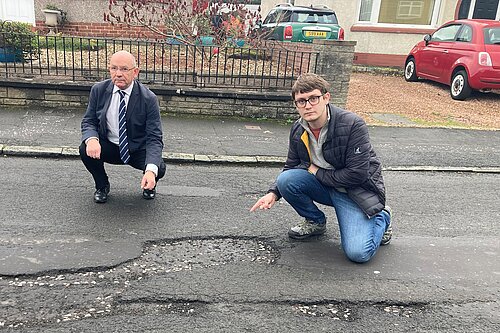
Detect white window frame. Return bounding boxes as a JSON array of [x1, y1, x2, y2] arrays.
[[355, 0, 442, 28], [397, 1, 424, 19], [466, 0, 500, 20]]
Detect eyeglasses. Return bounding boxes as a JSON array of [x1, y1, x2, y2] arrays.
[[109, 66, 136, 73], [294, 94, 324, 108]]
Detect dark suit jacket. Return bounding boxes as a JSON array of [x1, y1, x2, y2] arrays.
[[81, 79, 164, 168]]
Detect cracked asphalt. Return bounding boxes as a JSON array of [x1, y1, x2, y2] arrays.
[[0, 106, 499, 332], [1, 158, 499, 332]]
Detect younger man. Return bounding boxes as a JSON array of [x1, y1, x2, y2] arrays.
[[251, 73, 392, 263]]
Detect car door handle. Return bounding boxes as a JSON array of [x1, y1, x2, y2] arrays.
[[442, 50, 448, 53]]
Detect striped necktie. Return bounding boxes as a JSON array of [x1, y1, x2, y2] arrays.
[[118, 90, 130, 164]]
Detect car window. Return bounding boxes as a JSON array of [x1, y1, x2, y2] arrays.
[[293, 12, 309, 23], [291, 11, 338, 24], [280, 10, 292, 23], [431, 24, 461, 42], [321, 13, 338, 24], [456, 25, 473, 42], [484, 27, 500, 44], [263, 9, 278, 24]]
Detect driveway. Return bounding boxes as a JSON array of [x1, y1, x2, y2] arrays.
[[347, 72, 500, 130]]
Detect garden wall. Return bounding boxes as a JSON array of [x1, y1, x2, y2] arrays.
[[0, 40, 356, 119]]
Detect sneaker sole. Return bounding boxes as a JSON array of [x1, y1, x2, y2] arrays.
[[380, 238, 391, 246], [288, 229, 326, 240]]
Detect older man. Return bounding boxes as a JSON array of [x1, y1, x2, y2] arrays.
[[80, 50, 166, 203]]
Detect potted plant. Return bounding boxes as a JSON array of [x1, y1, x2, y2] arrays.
[[42, 4, 67, 34], [0, 20, 37, 62]]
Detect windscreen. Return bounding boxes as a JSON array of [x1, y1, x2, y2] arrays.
[[291, 11, 338, 24]]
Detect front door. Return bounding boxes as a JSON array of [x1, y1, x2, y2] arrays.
[[473, 0, 500, 19], [0, 0, 35, 25]]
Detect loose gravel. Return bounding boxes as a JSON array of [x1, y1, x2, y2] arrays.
[[347, 72, 500, 130]]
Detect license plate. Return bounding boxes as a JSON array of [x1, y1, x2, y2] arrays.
[[304, 31, 327, 38]]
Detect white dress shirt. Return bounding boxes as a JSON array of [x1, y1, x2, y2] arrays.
[[87, 81, 158, 176]]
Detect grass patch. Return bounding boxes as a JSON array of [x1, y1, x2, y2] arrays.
[[411, 118, 471, 129]]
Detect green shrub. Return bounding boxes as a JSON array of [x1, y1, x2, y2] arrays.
[[38, 36, 105, 51], [0, 20, 37, 61]]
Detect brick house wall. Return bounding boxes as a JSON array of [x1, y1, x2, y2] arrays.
[[35, 0, 166, 38]]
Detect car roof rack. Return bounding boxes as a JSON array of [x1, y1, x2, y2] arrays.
[[274, 3, 333, 11], [310, 4, 332, 10]]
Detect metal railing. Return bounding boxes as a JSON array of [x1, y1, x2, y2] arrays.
[[0, 33, 319, 91]]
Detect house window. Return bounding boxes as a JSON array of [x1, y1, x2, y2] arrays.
[[397, 1, 424, 19], [359, 0, 374, 21], [357, 0, 441, 26]]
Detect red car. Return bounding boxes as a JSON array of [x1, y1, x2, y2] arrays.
[[404, 19, 500, 100]]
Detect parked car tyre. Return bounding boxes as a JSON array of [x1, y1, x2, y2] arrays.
[[404, 58, 418, 82], [450, 70, 472, 100]]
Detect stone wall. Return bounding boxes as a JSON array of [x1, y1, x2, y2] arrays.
[[0, 81, 296, 119], [313, 40, 357, 108]]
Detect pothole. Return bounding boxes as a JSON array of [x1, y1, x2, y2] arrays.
[[380, 304, 426, 318], [135, 237, 279, 275], [0, 237, 279, 328], [292, 303, 356, 321]]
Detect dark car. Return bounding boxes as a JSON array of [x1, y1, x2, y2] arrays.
[[257, 4, 344, 43], [404, 19, 500, 100]]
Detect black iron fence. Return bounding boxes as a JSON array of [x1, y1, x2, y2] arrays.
[[0, 33, 319, 91]]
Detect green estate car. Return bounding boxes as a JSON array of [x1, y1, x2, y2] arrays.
[[257, 4, 344, 43]]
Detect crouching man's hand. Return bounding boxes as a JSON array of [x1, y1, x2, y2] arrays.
[[141, 170, 156, 190], [250, 192, 278, 212]]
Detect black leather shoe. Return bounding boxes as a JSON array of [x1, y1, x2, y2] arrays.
[[142, 187, 156, 200], [94, 185, 110, 203]]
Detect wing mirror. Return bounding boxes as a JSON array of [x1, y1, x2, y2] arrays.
[[424, 34, 431, 46]]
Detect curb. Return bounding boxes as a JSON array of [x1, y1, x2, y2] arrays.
[[0, 144, 286, 166], [2, 144, 500, 173]]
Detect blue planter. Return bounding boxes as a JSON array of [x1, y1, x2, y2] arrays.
[[197, 36, 215, 46], [166, 38, 184, 45], [0, 47, 21, 62]]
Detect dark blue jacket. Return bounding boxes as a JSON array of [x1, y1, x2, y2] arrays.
[[269, 105, 386, 218], [81, 79, 164, 168]]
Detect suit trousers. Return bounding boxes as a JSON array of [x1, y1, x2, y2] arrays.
[[79, 138, 166, 189]]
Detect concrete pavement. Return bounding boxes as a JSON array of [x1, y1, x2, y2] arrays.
[[0, 106, 499, 171]]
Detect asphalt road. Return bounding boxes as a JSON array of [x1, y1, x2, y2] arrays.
[[0, 158, 498, 332]]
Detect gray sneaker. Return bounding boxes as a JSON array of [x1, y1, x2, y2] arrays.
[[380, 206, 392, 246], [288, 219, 326, 240]]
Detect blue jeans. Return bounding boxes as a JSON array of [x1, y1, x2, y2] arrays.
[[276, 169, 390, 263]]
